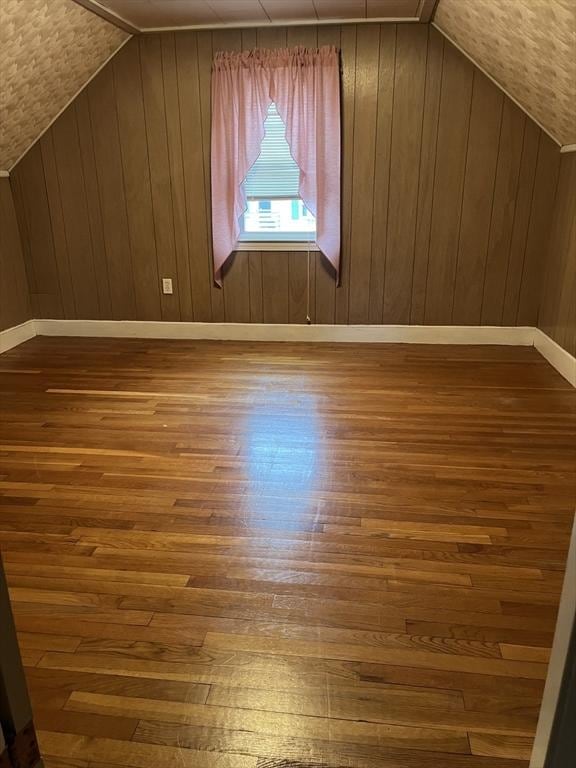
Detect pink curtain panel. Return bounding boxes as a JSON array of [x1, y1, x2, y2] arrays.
[[211, 46, 341, 286]]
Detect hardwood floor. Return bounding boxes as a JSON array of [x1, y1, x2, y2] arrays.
[[0, 337, 574, 768]]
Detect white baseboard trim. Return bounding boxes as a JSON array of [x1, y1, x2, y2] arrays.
[[1, 320, 574, 387], [33, 319, 537, 346], [533, 328, 576, 388], [0, 320, 36, 353]]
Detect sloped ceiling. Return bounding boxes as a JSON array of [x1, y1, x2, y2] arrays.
[[434, 0, 576, 147], [1, 0, 573, 171], [0, 0, 129, 171]]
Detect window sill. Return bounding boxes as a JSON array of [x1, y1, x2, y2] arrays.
[[234, 241, 320, 252]]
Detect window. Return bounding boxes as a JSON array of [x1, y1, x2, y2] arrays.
[[211, 45, 340, 283], [238, 102, 316, 244]]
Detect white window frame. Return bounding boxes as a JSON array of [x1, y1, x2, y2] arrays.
[[236, 202, 319, 250], [234, 240, 320, 252], [236, 102, 318, 251]]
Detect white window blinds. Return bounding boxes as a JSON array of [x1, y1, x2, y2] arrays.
[[242, 102, 300, 199]]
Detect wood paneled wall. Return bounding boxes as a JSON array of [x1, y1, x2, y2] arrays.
[[539, 153, 576, 356], [10, 24, 560, 326], [0, 178, 30, 331]]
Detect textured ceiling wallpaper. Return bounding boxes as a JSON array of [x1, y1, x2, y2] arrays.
[[1, 0, 573, 170], [434, 0, 576, 146], [0, 0, 128, 170]]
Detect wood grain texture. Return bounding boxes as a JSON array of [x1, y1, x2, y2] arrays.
[[0, 336, 575, 767], [9, 24, 560, 329], [0, 178, 30, 331], [348, 24, 380, 324], [11, 143, 64, 320], [517, 136, 560, 328], [538, 152, 575, 357], [481, 101, 526, 327], [39, 131, 76, 320], [452, 72, 503, 325], [424, 41, 473, 324], [382, 23, 426, 325], [85, 63, 136, 321], [410, 24, 444, 324], [114, 41, 161, 322], [502, 121, 540, 328]]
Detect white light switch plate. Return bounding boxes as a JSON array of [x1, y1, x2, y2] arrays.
[[162, 278, 173, 295]]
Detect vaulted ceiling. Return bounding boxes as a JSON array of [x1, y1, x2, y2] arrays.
[[434, 0, 576, 148], [0, 0, 574, 172], [0, 0, 128, 171]]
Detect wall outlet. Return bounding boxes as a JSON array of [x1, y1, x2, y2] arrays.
[[162, 278, 173, 295]]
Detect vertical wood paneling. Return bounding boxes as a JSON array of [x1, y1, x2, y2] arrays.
[[12, 143, 64, 319], [452, 72, 503, 325], [8, 171, 32, 286], [87, 66, 136, 320], [539, 153, 576, 356], [424, 44, 473, 324], [348, 24, 380, 324], [51, 106, 100, 319], [241, 28, 257, 50], [198, 30, 225, 322], [256, 27, 288, 49], [0, 178, 31, 331], [480, 101, 525, 326], [288, 252, 316, 323], [161, 33, 194, 321], [411, 26, 444, 324], [262, 252, 289, 323], [248, 252, 264, 323], [286, 24, 318, 48], [75, 91, 113, 319], [140, 34, 181, 322], [517, 135, 560, 326], [114, 42, 161, 321], [289, 252, 309, 323], [368, 24, 395, 324], [222, 253, 251, 323], [315, 257, 337, 324], [176, 31, 213, 322], [502, 120, 539, 326], [334, 24, 357, 325], [39, 132, 76, 319], [382, 23, 427, 324], [10, 27, 561, 332]]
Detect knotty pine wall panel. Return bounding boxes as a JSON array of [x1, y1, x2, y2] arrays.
[[10, 24, 561, 331]]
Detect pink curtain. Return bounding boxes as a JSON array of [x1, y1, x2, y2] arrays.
[[211, 46, 341, 286]]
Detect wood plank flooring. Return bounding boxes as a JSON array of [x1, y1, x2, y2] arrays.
[[0, 337, 575, 768]]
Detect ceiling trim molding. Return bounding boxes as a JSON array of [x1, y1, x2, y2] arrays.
[[560, 144, 576, 154], [72, 0, 140, 35], [142, 17, 418, 32], [432, 22, 561, 148], [418, 0, 440, 24], [0, 171, 9, 178], [9, 36, 131, 172], [71, 2, 440, 33]]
